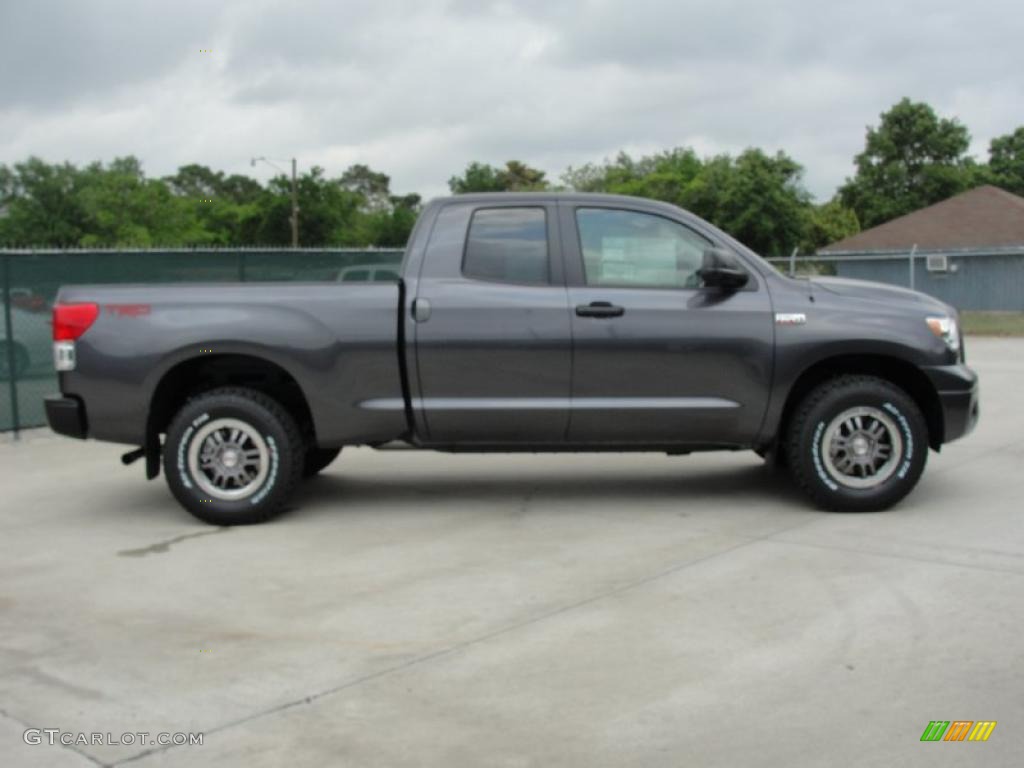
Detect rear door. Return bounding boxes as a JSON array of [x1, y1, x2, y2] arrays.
[[411, 201, 572, 443], [561, 202, 773, 445]]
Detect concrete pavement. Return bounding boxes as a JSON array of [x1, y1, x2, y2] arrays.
[[1, 337, 1022, 767]]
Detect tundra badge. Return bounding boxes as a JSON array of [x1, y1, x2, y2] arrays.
[[775, 313, 807, 325]]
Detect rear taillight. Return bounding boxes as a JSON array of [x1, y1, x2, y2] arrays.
[[52, 303, 99, 341]]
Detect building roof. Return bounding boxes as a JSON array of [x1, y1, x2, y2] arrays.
[[821, 185, 1024, 254]]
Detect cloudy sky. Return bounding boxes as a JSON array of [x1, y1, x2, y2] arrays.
[[1, 0, 1021, 201]]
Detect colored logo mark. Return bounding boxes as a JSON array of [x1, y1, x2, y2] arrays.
[[920, 721, 996, 742], [105, 303, 151, 317]]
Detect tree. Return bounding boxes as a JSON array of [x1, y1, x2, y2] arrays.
[[339, 164, 393, 211], [0, 156, 423, 248], [164, 164, 263, 206], [0, 156, 213, 247], [800, 200, 861, 253], [164, 164, 223, 199], [499, 160, 548, 191], [561, 161, 611, 193], [331, 164, 421, 245], [839, 98, 975, 228], [162, 164, 262, 244], [619, 149, 704, 206], [563, 147, 813, 256], [686, 149, 813, 257], [988, 127, 1024, 196], [448, 162, 504, 193], [252, 166, 362, 246], [0, 157, 88, 246], [358, 194, 422, 247], [449, 161, 549, 193], [219, 174, 264, 205], [76, 157, 210, 246], [565, 149, 704, 205]]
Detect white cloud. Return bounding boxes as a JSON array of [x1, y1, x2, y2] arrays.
[[1, 0, 1021, 202]]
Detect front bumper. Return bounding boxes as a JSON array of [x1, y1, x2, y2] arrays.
[[44, 395, 88, 439], [922, 364, 979, 444]]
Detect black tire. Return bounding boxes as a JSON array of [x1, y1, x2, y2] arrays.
[[163, 387, 304, 525], [785, 375, 928, 512], [0, 341, 30, 380], [303, 447, 341, 478]]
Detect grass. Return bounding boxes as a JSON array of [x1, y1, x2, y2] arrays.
[[961, 311, 1024, 337]]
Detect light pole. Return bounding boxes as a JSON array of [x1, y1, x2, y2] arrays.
[[251, 156, 299, 248]]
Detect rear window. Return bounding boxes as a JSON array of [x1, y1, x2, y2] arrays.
[[463, 208, 549, 285]]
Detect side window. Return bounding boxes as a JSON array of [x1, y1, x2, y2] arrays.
[[575, 208, 711, 289], [463, 208, 549, 285]]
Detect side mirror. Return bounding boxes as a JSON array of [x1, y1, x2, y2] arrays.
[[697, 247, 749, 291]]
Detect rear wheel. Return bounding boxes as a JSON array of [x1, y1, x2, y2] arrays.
[[785, 375, 928, 512], [303, 447, 341, 478], [163, 387, 304, 525]]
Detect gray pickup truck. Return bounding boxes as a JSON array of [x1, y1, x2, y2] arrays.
[[45, 193, 979, 525]]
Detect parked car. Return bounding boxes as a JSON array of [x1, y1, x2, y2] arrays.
[[336, 264, 401, 283], [10, 287, 50, 313], [45, 193, 978, 524]]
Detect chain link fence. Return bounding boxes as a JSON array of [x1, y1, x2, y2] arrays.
[[1, 248, 405, 433]]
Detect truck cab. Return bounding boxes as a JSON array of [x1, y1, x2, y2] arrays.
[[402, 195, 774, 449]]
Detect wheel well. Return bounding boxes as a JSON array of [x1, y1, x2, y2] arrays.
[[777, 355, 944, 451], [147, 354, 315, 444]]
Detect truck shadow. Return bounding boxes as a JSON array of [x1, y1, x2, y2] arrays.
[[290, 461, 810, 519]]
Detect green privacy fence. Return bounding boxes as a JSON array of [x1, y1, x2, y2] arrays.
[[0, 248, 405, 433]]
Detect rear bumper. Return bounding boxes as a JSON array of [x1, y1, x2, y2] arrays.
[[922, 364, 979, 444], [45, 395, 88, 439]]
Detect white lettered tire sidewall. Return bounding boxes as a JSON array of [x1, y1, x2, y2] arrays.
[[788, 376, 928, 512], [163, 388, 303, 525]]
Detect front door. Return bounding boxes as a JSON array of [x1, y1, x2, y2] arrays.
[[561, 203, 773, 445]]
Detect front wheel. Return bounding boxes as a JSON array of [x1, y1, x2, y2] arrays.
[[785, 375, 928, 512], [163, 387, 304, 525]]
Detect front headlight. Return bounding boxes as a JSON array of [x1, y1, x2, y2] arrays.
[[926, 316, 960, 354]]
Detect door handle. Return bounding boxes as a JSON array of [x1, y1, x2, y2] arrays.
[[575, 301, 624, 318]]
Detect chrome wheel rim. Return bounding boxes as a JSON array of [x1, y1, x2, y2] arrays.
[[821, 406, 902, 489], [187, 418, 269, 501]]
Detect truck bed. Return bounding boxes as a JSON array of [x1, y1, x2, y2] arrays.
[[56, 281, 408, 446]]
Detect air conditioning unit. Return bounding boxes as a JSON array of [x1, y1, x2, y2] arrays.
[[925, 254, 949, 273]]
